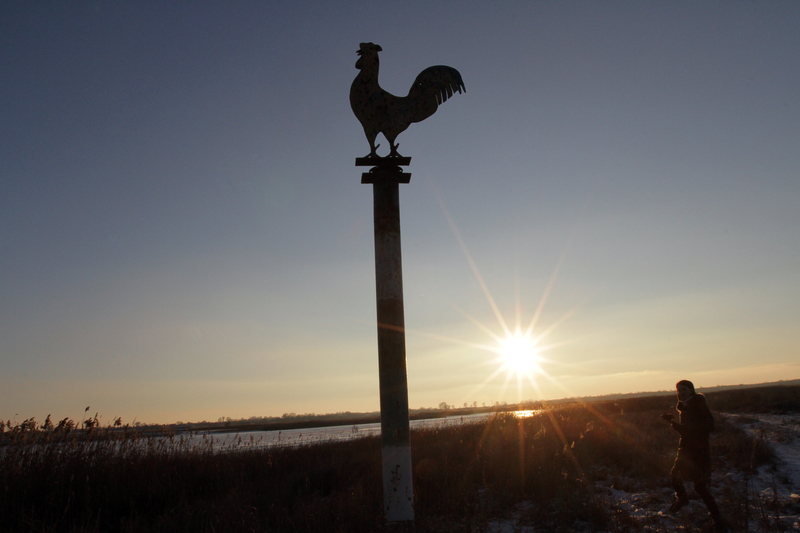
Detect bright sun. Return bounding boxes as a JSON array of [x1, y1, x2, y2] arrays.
[[497, 329, 543, 375]]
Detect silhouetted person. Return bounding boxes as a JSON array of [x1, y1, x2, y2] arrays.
[[661, 380, 727, 530]]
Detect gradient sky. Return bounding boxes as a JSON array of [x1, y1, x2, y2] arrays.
[[2, 1, 799, 425]]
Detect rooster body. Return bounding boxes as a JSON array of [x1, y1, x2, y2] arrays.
[[350, 42, 465, 158]]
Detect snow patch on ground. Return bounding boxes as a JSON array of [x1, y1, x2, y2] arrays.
[[487, 501, 538, 533], [725, 413, 800, 531], [733, 413, 800, 494]]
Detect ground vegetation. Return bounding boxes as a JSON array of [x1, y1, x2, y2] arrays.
[[1, 385, 798, 531]]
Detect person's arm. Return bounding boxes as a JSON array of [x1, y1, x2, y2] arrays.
[[672, 398, 714, 436], [660, 412, 682, 433]]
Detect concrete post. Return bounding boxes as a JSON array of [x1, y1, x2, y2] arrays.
[[360, 160, 414, 531]]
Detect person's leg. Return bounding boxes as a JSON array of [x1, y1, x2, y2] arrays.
[[693, 447, 721, 518], [668, 463, 689, 512], [671, 473, 686, 496], [694, 479, 719, 517]]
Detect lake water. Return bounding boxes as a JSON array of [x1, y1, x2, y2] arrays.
[[182, 411, 539, 451]]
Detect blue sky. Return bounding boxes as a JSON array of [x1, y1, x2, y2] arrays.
[[2, 1, 799, 424]]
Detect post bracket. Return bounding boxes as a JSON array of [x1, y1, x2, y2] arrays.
[[357, 157, 411, 184]]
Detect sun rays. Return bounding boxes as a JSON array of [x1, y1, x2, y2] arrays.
[[431, 194, 584, 405]]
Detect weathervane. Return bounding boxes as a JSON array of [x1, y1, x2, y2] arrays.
[[351, 42, 464, 532], [350, 42, 465, 160]]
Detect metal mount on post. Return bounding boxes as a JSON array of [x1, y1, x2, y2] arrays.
[[358, 156, 414, 532], [358, 156, 411, 184]]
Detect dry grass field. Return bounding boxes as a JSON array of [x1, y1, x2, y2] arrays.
[[1, 385, 798, 532]]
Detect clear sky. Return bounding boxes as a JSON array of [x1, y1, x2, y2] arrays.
[[2, 1, 799, 425]]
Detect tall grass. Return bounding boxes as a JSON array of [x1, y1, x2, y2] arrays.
[[1, 385, 795, 532]]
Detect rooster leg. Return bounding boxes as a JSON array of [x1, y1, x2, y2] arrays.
[[389, 142, 402, 158], [360, 148, 380, 159], [363, 128, 380, 158], [366, 138, 380, 158]]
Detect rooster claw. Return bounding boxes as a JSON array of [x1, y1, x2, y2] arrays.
[[363, 144, 382, 159]]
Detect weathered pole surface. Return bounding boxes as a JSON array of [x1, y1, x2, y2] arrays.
[[359, 157, 414, 532]]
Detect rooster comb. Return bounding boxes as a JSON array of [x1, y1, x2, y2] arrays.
[[357, 42, 382, 55]]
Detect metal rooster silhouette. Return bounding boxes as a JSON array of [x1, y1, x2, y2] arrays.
[[350, 42, 465, 159]]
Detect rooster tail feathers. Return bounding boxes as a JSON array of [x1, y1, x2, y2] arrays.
[[409, 65, 466, 105]]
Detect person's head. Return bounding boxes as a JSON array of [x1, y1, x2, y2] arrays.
[[676, 380, 695, 401]]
